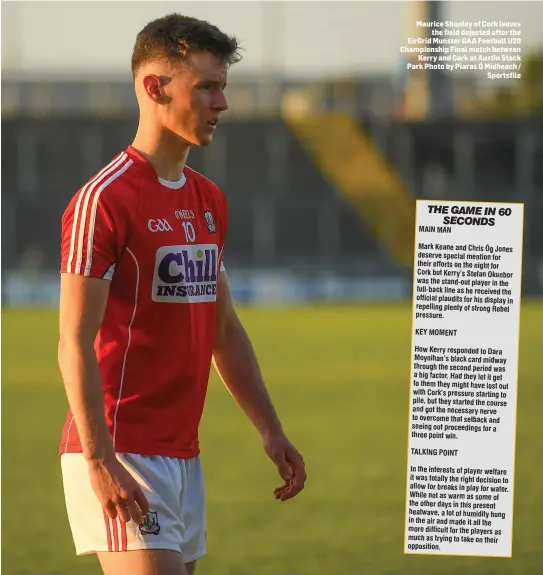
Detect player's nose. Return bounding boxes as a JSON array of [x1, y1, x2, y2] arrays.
[[213, 91, 228, 112]]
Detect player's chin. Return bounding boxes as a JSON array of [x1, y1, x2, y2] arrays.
[[196, 131, 215, 146], [198, 136, 214, 147], [173, 128, 213, 147], [187, 134, 213, 147], [194, 124, 218, 147]]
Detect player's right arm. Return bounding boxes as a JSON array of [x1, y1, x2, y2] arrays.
[[58, 274, 114, 463], [58, 274, 148, 525], [57, 169, 148, 525]]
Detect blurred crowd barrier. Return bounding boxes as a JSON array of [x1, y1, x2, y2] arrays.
[[2, 75, 542, 306]]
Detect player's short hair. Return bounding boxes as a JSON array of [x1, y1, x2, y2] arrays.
[[131, 14, 242, 77]]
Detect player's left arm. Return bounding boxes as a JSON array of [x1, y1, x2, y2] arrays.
[[212, 270, 306, 501]]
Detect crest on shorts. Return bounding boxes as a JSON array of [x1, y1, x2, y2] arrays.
[[204, 210, 216, 233], [139, 511, 160, 535]]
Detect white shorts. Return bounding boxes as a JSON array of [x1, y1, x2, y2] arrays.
[[61, 452, 206, 562]]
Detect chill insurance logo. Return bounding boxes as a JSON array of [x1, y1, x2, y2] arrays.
[[152, 244, 219, 303]]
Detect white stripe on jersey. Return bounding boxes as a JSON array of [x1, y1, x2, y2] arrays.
[[64, 416, 75, 453], [112, 247, 140, 447], [74, 155, 133, 275], [67, 152, 127, 273], [83, 159, 134, 276]]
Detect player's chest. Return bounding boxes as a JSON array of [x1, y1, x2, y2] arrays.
[[132, 191, 220, 251], [125, 193, 222, 299]]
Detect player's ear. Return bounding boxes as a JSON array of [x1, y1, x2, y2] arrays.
[[142, 74, 170, 103]]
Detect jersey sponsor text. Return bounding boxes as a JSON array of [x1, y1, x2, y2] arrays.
[[152, 244, 219, 303]]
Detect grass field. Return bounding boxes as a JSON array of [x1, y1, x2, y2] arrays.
[[2, 302, 542, 575]]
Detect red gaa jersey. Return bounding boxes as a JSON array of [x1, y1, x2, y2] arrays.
[[59, 146, 228, 459]]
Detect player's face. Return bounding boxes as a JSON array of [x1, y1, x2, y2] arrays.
[[165, 52, 229, 147]]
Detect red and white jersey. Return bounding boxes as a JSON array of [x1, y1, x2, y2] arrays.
[[59, 146, 228, 459]]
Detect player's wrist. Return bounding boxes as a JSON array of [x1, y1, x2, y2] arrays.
[[83, 446, 117, 465], [259, 421, 284, 441]]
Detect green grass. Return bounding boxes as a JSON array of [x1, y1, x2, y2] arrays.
[[2, 302, 542, 575]]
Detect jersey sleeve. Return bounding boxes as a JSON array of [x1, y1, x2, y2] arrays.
[[60, 187, 123, 280]]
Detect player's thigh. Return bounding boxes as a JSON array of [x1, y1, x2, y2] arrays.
[[185, 560, 197, 575], [61, 452, 183, 556], [97, 548, 189, 575]]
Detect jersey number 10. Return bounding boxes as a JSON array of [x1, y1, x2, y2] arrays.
[[182, 221, 196, 243]]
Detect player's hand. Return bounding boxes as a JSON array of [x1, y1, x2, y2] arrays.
[[263, 432, 306, 501], [87, 456, 149, 524]]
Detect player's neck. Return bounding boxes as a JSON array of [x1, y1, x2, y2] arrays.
[[131, 127, 190, 183]]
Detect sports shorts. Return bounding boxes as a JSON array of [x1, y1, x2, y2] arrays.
[[60, 452, 206, 561]]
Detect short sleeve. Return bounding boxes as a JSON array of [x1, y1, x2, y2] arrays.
[[60, 189, 120, 281]]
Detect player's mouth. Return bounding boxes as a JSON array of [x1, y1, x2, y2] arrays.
[[207, 119, 219, 128]]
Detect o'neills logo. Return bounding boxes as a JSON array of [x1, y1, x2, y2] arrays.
[[152, 244, 219, 303]]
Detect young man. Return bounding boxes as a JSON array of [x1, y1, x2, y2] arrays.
[[58, 14, 306, 575]]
